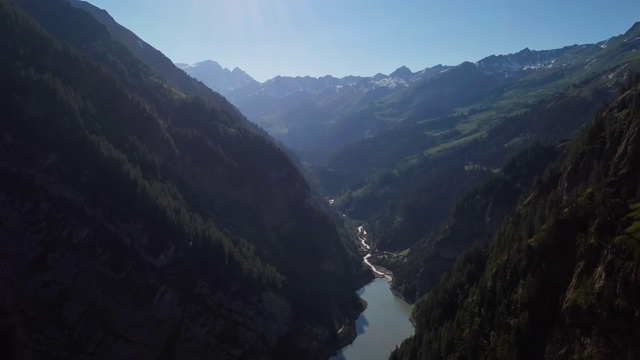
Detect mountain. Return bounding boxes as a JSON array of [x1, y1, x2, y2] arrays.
[[390, 76, 640, 360], [0, 1, 369, 358], [476, 46, 581, 76], [176, 60, 258, 97], [389, 65, 413, 78], [181, 63, 452, 160], [357, 23, 640, 128], [319, 22, 640, 253], [181, 64, 449, 100]]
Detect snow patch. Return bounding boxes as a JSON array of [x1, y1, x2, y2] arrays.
[[584, 58, 599, 70]]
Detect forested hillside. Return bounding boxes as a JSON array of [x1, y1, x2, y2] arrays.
[[390, 78, 640, 360], [331, 88, 612, 251], [391, 142, 562, 302], [0, 1, 368, 358]]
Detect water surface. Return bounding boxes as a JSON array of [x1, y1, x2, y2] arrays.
[[331, 277, 413, 360]]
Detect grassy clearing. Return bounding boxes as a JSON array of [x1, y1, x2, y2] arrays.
[[456, 119, 481, 134], [424, 131, 487, 156], [623, 202, 640, 248], [613, 202, 640, 251]]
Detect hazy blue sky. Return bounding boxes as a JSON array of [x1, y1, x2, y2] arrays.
[[87, 0, 640, 82]]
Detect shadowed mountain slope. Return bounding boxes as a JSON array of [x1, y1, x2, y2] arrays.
[[0, 1, 368, 358]]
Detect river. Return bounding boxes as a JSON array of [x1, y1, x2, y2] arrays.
[[330, 226, 414, 360]]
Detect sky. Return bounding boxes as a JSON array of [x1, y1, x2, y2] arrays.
[[87, 0, 640, 82]]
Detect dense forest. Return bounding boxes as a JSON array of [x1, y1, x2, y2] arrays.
[[390, 79, 640, 359], [0, 1, 370, 359]]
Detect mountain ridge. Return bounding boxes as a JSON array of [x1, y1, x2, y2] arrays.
[[176, 60, 258, 96], [179, 62, 450, 100], [181, 20, 640, 111]]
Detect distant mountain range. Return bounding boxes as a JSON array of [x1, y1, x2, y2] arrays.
[[178, 61, 452, 98], [179, 22, 640, 162], [176, 60, 258, 96], [177, 62, 453, 159]]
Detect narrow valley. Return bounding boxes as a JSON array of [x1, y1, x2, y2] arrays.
[[3, 0, 640, 359]]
